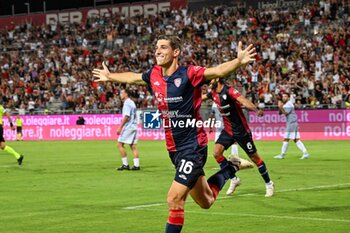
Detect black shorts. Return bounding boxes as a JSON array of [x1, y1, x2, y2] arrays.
[[169, 146, 208, 189], [17, 127, 22, 133], [0, 125, 5, 142], [216, 130, 257, 155]]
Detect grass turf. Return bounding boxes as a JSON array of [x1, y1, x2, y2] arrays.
[[0, 140, 349, 233]]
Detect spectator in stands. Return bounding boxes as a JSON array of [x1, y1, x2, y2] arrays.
[[76, 116, 85, 125], [0, 1, 349, 113]]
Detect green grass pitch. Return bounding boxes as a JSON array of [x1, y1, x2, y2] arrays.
[[0, 140, 349, 233]]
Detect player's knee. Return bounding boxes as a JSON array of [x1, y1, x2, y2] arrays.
[[198, 199, 213, 209], [248, 153, 261, 164], [167, 194, 185, 209], [213, 148, 222, 159]]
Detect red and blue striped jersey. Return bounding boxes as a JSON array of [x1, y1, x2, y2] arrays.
[[207, 84, 250, 136], [142, 65, 208, 152]]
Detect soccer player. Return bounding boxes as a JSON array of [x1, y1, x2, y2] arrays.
[[209, 102, 243, 195], [274, 93, 310, 160], [116, 89, 140, 170], [0, 105, 24, 165], [203, 78, 274, 197], [93, 36, 256, 233], [16, 115, 23, 141]]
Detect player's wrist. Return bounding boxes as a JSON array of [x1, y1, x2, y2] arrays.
[[237, 57, 242, 65]]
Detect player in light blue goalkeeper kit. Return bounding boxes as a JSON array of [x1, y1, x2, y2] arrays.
[[274, 93, 310, 160], [116, 89, 140, 170]]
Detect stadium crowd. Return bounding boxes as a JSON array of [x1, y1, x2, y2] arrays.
[[0, 0, 350, 114]]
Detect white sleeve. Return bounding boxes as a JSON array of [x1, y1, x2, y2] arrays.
[[283, 101, 294, 114], [122, 102, 132, 117]]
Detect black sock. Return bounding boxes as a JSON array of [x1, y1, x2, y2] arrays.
[[165, 223, 183, 233], [207, 165, 236, 190], [258, 161, 271, 183]]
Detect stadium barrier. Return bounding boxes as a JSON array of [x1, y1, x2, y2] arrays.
[[4, 109, 349, 141]]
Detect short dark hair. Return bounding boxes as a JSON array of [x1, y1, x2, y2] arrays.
[[122, 88, 132, 97], [283, 92, 290, 97], [157, 35, 182, 51]]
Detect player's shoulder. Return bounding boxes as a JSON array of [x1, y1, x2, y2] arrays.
[[227, 85, 240, 94], [284, 100, 294, 107], [186, 65, 205, 72], [125, 98, 136, 106]]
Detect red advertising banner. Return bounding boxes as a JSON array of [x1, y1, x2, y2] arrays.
[[0, 0, 187, 29]]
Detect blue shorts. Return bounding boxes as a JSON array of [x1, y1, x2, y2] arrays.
[[216, 130, 257, 155], [169, 146, 208, 189]]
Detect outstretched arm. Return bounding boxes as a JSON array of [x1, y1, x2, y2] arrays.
[[237, 96, 264, 116], [92, 62, 147, 85], [204, 42, 256, 81]]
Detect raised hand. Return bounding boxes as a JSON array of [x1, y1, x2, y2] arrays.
[[237, 41, 257, 65], [92, 62, 110, 82]]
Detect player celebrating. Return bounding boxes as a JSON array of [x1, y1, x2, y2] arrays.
[[93, 36, 256, 233], [274, 93, 310, 160], [204, 78, 274, 197], [209, 101, 248, 195]]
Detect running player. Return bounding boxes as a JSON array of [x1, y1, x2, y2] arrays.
[[93, 36, 256, 233], [209, 102, 246, 195], [204, 78, 274, 197], [0, 105, 24, 165]]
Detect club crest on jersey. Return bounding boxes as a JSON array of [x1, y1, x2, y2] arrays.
[[223, 94, 227, 100], [174, 78, 182, 87]]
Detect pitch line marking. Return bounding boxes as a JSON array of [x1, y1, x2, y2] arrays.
[[123, 182, 350, 210], [129, 208, 350, 223]]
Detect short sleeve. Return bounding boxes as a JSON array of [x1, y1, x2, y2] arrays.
[[0, 106, 7, 114], [228, 87, 241, 100], [187, 65, 206, 87], [123, 102, 132, 117], [283, 101, 293, 113], [141, 67, 153, 85]]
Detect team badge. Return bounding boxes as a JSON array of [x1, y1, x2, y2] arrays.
[[174, 78, 182, 87], [223, 94, 227, 100]]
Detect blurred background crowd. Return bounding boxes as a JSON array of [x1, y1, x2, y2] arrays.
[[0, 0, 350, 115]]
